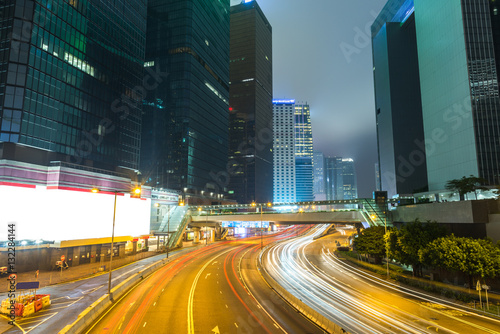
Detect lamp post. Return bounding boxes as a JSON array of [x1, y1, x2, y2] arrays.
[[92, 186, 141, 298], [251, 202, 272, 250]]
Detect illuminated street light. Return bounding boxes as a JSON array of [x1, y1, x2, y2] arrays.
[[251, 202, 271, 250]]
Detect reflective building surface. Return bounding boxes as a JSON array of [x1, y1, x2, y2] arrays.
[[0, 0, 147, 171], [373, 0, 500, 195], [294, 102, 313, 202], [228, 0, 273, 204], [141, 0, 230, 193], [371, 0, 428, 198]]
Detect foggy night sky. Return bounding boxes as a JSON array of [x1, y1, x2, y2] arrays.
[[230, 0, 388, 197]]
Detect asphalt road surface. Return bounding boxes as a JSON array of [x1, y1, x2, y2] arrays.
[[85, 226, 324, 334]]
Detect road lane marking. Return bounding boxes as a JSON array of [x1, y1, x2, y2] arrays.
[[81, 285, 104, 294], [187, 248, 234, 334], [112, 266, 144, 282], [25, 311, 58, 333], [143, 322, 147, 327], [205, 273, 211, 279], [234, 323, 238, 328]]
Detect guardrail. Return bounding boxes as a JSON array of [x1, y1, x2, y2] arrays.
[[258, 229, 349, 334]]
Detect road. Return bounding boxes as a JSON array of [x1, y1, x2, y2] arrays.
[[263, 225, 500, 333], [85, 226, 324, 334], [0, 246, 201, 334]]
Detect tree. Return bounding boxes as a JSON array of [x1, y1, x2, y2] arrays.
[[353, 226, 386, 264], [445, 175, 488, 200], [388, 219, 447, 277], [419, 235, 500, 287]]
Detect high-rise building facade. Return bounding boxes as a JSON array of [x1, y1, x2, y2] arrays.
[[414, 0, 500, 191], [313, 151, 326, 201], [228, 0, 273, 204], [342, 158, 358, 200], [0, 0, 146, 172], [325, 156, 343, 200], [294, 102, 314, 202], [372, 0, 428, 198], [273, 99, 295, 203], [373, 0, 500, 196], [141, 0, 230, 195]]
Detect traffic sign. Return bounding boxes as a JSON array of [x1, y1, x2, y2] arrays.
[[482, 284, 490, 290], [16, 281, 40, 290], [476, 280, 481, 291], [61, 255, 66, 262]]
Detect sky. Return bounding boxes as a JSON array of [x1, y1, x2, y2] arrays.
[[230, 0, 388, 197]]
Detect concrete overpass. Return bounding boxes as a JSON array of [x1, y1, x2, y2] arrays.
[[190, 210, 366, 225]]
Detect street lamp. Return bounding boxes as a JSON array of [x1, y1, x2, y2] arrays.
[[92, 186, 141, 298], [251, 202, 272, 250]]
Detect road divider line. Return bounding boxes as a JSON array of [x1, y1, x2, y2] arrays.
[[188, 248, 234, 334]]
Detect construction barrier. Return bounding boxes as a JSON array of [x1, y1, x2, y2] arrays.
[[0, 294, 51, 318], [14, 303, 23, 317], [22, 303, 34, 317], [34, 299, 42, 312]]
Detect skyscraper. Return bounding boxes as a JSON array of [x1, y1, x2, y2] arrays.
[[0, 0, 147, 172], [313, 151, 326, 201], [373, 0, 500, 196], [294, 102, 314, 202], [342, 158, 358, 200], [325, 156, 343, 200], [228, 0, 273, 204], [414, 0, 500, 191], [372, 0, 427, 198], [273, 99, 295, 203], [141, 0, 230, 196]]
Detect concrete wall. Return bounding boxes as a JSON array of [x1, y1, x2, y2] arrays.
[[391, 199, 500, 241]]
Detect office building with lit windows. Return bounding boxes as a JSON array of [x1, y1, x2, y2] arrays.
[[342, 158, 358, 200], [373, 0, 500, 197], [141, 0, 230, 197], [0, 0, 146, 172], [294, 102, 314, 202], [325, 156, 343, 201], [313, 151, 326, 201], [228, 0, 273, 204], [273, 99, 295, 203]]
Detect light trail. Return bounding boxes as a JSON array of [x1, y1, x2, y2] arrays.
[[261, 225, 481, 333]]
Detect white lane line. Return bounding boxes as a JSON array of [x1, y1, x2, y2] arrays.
[[112, 266, 144, 281]]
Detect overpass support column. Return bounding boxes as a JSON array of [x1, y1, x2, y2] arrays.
[[192, 227, 201, 244], [210, 229, 215, 243]]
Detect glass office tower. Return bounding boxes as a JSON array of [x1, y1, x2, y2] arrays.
[[313, 151, 326, 201], [141, 0, 230, 194], [414, 0, 500, 190], [342, 158, 358, 200], [325, 156, 343, 200], [228, 0, 273, 204], [371, 0, 428, 198], [0, 0, 146, 171], [294, 103, 314, 202]]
